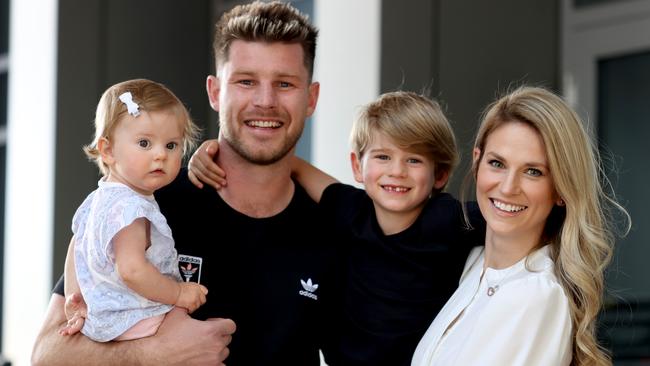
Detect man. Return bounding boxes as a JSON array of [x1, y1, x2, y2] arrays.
[[31, 2, 338, 365]]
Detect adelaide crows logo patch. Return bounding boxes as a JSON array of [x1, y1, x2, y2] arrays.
[[178, 254, 203, 283]]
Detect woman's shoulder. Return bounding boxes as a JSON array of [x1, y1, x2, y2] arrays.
[[503, 249, 569, 308]]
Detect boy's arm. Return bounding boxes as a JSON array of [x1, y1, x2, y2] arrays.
[[31, 293, 236, 366], [188, 139, 227, 190], [114, 218, 207, 312], [291, 156, 338, 203]]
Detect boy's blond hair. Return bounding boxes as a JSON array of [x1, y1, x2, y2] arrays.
[[84, 78, 201, 175], [350, 91, 458, 194]]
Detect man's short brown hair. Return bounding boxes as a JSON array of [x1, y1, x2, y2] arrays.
[[213, 1, 318, 79]]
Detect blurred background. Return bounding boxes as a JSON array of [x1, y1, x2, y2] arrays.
[[1, 0, 648, 365]]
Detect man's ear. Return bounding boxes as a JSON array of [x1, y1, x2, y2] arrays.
[[306, 81, 320, 117], [206, 75, 221, 112], [350, 152, 364, 183], [98, 137, 114, 166]]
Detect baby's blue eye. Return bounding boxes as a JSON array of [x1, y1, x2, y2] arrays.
[[138, 139, 150, 148]]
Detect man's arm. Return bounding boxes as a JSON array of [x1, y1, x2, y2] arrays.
[[32, 293, 235, 366]]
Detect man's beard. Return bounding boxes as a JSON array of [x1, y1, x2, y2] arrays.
[[223, 125, 304, 166]]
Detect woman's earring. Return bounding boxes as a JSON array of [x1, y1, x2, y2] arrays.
[[557, 198, 565, 206]]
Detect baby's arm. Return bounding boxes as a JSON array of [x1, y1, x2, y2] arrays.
[[114, 218, 208, 313], [59, 237, 86, 336], [291, 157, 338, 203]]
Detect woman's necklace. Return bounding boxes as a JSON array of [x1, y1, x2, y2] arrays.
[[483, 266, 515, 297]]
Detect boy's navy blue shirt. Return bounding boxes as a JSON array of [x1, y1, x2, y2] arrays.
[[320, 183, 483, 366]]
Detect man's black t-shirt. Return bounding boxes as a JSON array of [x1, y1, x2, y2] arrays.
[[155, 170, 340, 366]]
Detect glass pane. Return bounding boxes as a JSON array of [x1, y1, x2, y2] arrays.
[[597, 49, 650, 362], [0, 0, 7, 54], [288, 0, 313, 162], [574, 0, 634, 8]]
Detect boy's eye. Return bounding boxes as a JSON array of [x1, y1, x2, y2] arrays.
[[488, 159, 504, 168], [375, 154, 390, 161], [526, 168, 543, 177], [138, 139, 150, 148], [406, 158, 422, 164], [166, 142, 178, 150]]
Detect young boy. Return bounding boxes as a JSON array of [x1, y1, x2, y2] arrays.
[[190, 91, 482, 365]]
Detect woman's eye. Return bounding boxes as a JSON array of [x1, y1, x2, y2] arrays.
[[138, 140, 150, 148], [488, 159, 504, 168], [526, 168, 542, 177], [166, 142, 178, 150]]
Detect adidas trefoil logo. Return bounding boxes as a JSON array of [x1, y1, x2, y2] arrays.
[[299, 278, 319, 300]]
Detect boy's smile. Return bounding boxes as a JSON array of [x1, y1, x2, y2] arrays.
[[352, 131, 447, 235]]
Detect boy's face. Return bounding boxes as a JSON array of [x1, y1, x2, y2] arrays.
[[351, 131, 448, 228]]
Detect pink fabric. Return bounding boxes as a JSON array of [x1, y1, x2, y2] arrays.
[[115, 314, 165, 341]]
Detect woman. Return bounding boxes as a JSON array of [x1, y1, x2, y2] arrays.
[[412, 86, 629, 365]]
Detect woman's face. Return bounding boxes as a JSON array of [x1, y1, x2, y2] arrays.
[[474, 121, 559, 244]]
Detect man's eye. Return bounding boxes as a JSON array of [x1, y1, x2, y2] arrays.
[[166, 142, 178, 150], [239, 80, 253, 86], [279, 81, 291, 88], [138, 140, 150, 148]]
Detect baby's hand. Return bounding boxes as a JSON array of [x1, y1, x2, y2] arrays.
[[175, 282, 208, 313], [59, 292, 87, 336], [188, 139, 227, 190]]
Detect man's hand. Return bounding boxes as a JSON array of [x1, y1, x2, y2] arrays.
[[58, 292, 87, 336], [188, 139, 227, 190], [151, 307, 236, 365]]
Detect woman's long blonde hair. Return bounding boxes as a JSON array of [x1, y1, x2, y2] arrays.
[[469, 86, 630, 366]]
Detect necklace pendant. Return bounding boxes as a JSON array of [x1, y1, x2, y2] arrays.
[[487, 285, 498, 296]]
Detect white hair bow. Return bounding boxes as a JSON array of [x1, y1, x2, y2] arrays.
[[119, 92, 141, 117]]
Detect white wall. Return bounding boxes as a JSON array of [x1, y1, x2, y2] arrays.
[[312, 0, 381, 185], [3, 0, 58, 364]]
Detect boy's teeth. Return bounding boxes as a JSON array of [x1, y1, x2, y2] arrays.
[[383, 186, 409, 192], [493, 199, 526, 212]]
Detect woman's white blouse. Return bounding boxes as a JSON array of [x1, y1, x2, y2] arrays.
[[412, 245, 572, 366]]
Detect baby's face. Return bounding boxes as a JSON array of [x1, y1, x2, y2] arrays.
[[104, 110, 184, 196]]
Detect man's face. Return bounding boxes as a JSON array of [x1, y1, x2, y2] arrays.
[[207, 40, 319, 165]]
